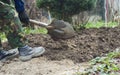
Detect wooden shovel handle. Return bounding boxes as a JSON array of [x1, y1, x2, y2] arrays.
[[29, 19, 54, 29]]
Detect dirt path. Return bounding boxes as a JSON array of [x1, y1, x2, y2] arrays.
[[0, 57, 89, 75], [1, 27, 120, 75]]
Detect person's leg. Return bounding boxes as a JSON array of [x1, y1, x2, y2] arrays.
[[0, 32, 17, 62], [5, 9, 45, 61], [0, 1, 19, 62], [5, 17, 25, 48], [0, 0, 45, 61]]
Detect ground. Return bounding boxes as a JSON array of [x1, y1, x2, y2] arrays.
[[0, 27, 120, 75]]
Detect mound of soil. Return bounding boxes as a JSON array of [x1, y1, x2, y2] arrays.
[[23, 27, 120, 63]]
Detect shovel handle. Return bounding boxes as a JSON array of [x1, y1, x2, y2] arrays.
[[29, 19, 54, 29]]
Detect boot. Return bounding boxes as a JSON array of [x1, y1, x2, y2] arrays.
[[18, 45, 45, 61], [0, 49, 18, 62]]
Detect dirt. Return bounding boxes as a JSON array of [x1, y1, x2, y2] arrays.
[[27, 27, 120, 63], [1, 27, 120, 75]]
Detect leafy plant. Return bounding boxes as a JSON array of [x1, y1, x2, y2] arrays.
[[76, 48, 120, 75]]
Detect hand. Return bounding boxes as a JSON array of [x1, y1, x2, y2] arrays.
[[18, 11, 29, 24]]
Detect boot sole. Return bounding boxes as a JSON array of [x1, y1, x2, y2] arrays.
[[19, 49, 45, 61]]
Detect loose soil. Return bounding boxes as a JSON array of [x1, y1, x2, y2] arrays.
[[27, 27, 120, 63], [0, 27, 120, 75]]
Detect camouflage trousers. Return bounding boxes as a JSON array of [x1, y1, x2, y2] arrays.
[[0, 1, 27, 49]]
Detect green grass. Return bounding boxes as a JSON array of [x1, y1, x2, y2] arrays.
[[0, 27, 48, 42], [85, 21, 118, 28], [0, 32, 6, 42], [23, 27, 47, 35], [74, 21, 118, 31]]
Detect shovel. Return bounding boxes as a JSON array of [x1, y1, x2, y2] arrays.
[[29, 19, 75, 39]]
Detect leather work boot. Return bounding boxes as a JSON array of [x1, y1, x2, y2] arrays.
[[0, 49, 18, 62], [18, 45, 45, 61]]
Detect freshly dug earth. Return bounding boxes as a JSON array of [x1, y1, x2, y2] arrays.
[[25, 27, 120, 63], [1, 27, 120, 75]]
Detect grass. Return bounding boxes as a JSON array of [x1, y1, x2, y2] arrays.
[[0, 32, 6, 42], [85, 21, 118, 28], [74, 21, 118, 31], [0, 27, 48, 42], [23, 27, 47, 35]]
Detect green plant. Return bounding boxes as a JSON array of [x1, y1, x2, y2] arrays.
[[36, 0, 97, 22], [76, 48, 120, 75]]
